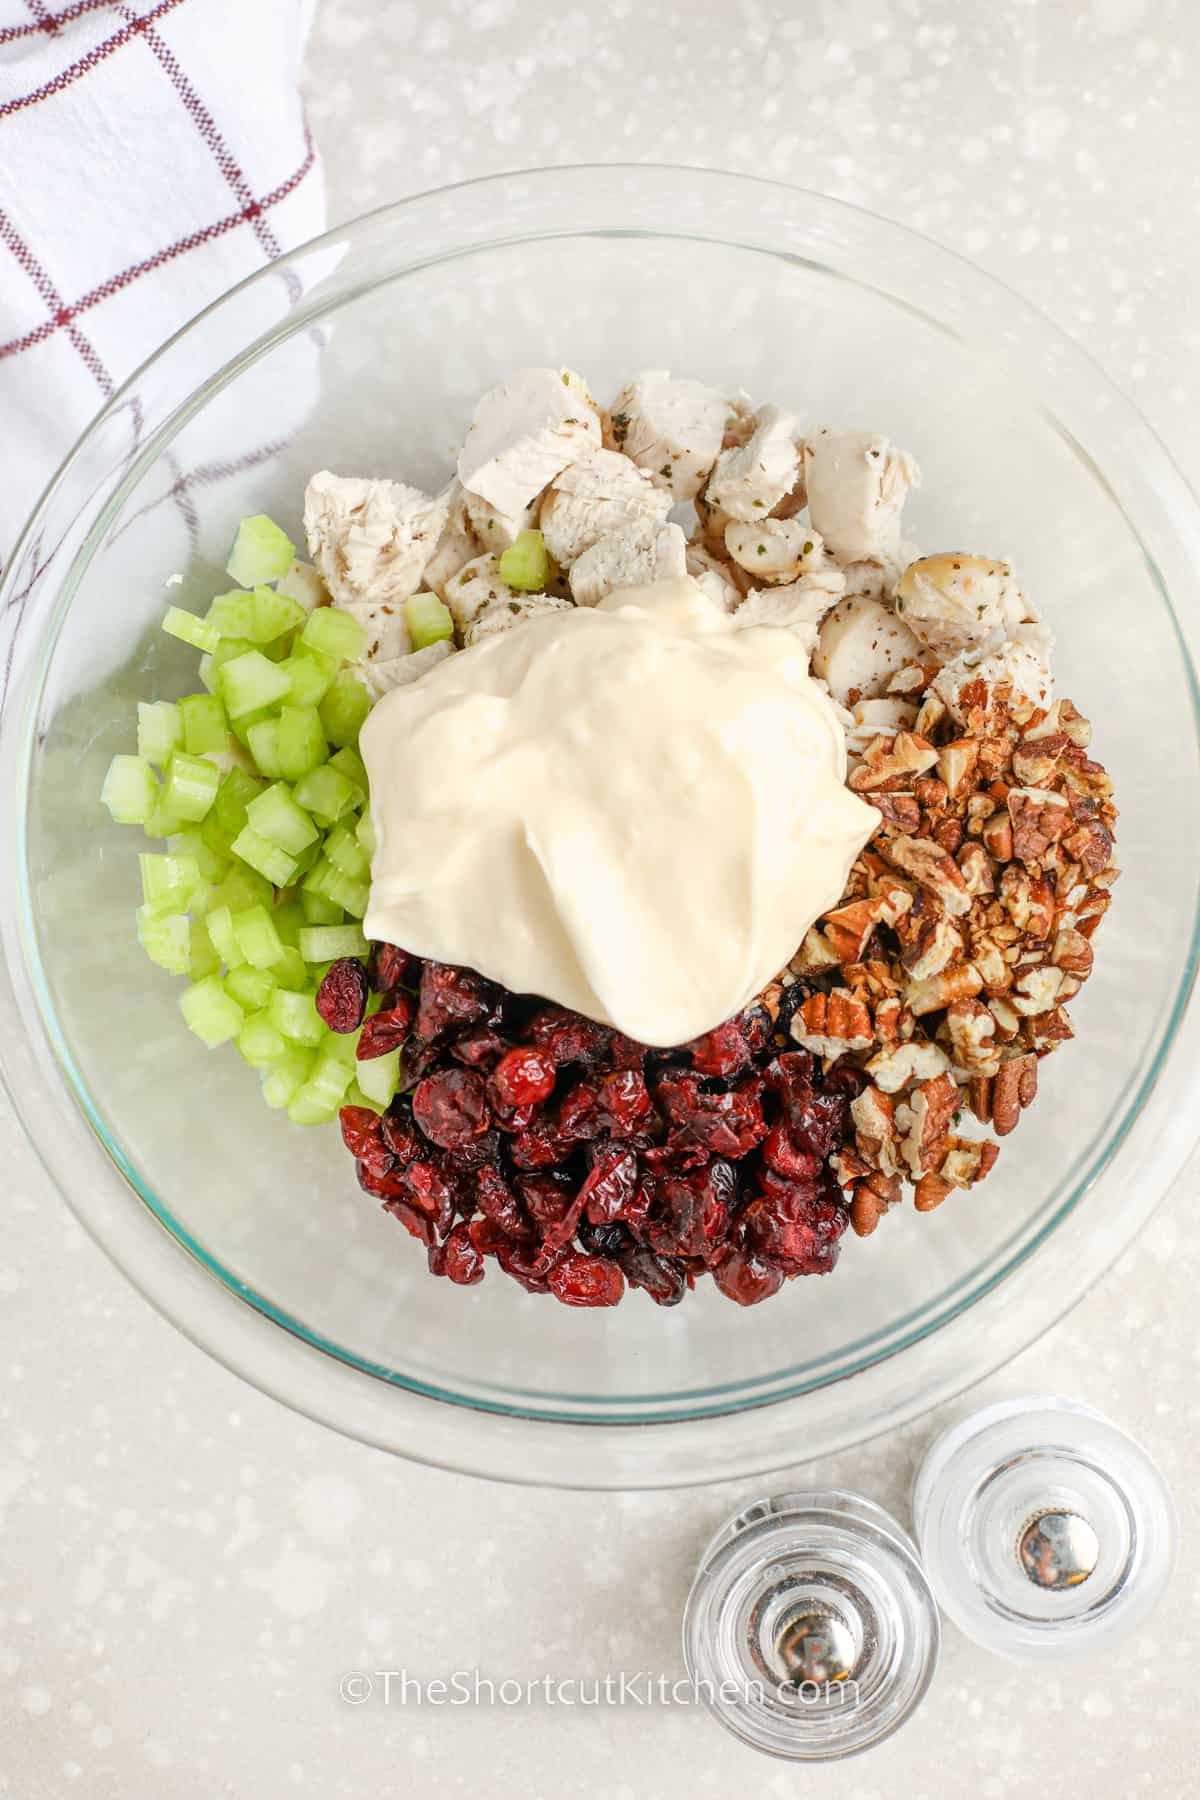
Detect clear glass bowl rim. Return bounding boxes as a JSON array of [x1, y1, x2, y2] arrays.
[[2, 164, 1200, 1489]]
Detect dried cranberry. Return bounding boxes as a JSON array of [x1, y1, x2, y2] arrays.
[[496, 1240, 562, 1294], [712, 1249, 785, 1306], [440, 1128, 501, 1175], [760, 1124, 824, 1184], [489, 1045, 557, 1111], [508, 1122, 573, 1170], [369, 942, 416, 993], [608, 1033, 648, 1070], [339, 1104, 383, 1160], [823, 1060, 868, 1099], [451, 1028, 511, 1070], [412, 1068, 490, 1149], [356, 1158, 406, 1201], [739, 1004, 773, 1057], [383, 1197, 436, 1246], [686, 1019, 751, 1077], [597, 1069, 653, 1132], [467, 1215, 511, 1257], [578, 1146, 639, 1225], [475, 1165, 531, 1240], [396, 1159, 457, 1235], [429, 1222, 485, 1285], [356, 991, 416, 1060], [547, 1252, 625, 1307], [742, 1184, 848, 1274], [527, 1008, 611, 1068], [317, 958, 370, 1033], [648, 1160, 736, 1263], [617, 1244, 688, 1307], [578, 1219, 631, 1258], [415, 962, 495, 1041], [653, 1072, 766, 1164], [556, 1078, 604, 1142], [380, 1101, 422, 1165]]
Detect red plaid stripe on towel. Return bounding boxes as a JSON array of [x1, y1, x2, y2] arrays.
[[0, 0, 324, 559]]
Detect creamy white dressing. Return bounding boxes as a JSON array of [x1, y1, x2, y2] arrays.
[[360, 577, 877, 1047]]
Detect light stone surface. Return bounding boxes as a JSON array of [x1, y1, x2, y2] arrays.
[[4, 1, 1199, 1794]]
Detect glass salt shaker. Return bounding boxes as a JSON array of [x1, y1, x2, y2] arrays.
[[682, 1488, 940, 1760], [912, 1394, 1177, 1660]]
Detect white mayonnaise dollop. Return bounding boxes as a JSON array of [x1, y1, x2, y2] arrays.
[[360, 577, 877, 1046]]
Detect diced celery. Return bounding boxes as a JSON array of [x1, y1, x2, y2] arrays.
[[205, 589, 259, 641], [206, 904, 246, 970], [293, 764, 356, 827], [356, 807, 377, 857], [212, 766, 267, 839], [214, 863, 274, 916], [324, 823, 370, 880], [298, 924, 368, 963], [139, 852, 200, 911], [286, 1087, 339, 1126], [356, 1045, 401, 1106], [498, 528, 550, 592], [163, 751, 220, 823], [179, 692, 229, 756], [323, 870, 369, 918], [209, 635, 257, 679], [405, 590, 454, 649], [180, 976, 244, 1048], [198, 655, 216, 693], [188, 917, 221, 981], [237, 1011, 288, 1066], [290, 839, 322, 878], [271, 898, 304, 947], [226, 514, 296, 588], [322, 1026, 361, 1067], [343, 1081, 385, 1116], [301, 607, 365, 663], [271, 945, 309, 989], [288, 1044, 354, 1123], [136, 905, 190, 975], [245, 717, 284, 779], [231, 826, 298, 888], [193, 819, 235, 880], [137, 701, 183, 766], [101, 754, 157, 825], [163, 606, 219, 654], [245, 782, 318, 856], [251, 585, 306, 643], [219, 649, 292, 719], [318, 673, 370, 748], [225, 964, 277, 1010], [142, 791, 184, 840], [232, 903, 285, 970], [261, 1050, 314, 1109], [328, 746, 368, 797], [280, 647, 337, 708], [275, 706, 329, 783], [301, 856, 336, 899], [268, 986, 325, 1047], [300, 888, 344, 926]]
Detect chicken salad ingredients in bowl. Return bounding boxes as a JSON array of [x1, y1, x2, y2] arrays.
[[99, 360, 1115, 1313], [1, 168, 1195, 1485]]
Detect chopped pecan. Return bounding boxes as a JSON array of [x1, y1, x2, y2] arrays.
[[896, 1072, 959, 1177], [969, 933, 1012, 992], [791, 988, 875, 1058], [981, 812, 1014, 861], [1057, 699, 1092, 749], [936, 738, 980, 800], [944, 997, 1002, 1077], [913, 691, 949, 738], [1062, 804, 1114, 876], [851, 1085, 901, 1178], [866, 1039, 951, 1094], [1023, 1007, 1075, 1053], [1058, 749, 1114, 800], [906, 960, 984, 1017], [871, 791, 922, 831], [1051, 927, 1094, 978], [791, 926, 841, 976], [958, 842, 994, 897], [1008, 787, 1072, 863], [1072, 890, 1111, 939], [939, 1137, 999, 1189], [913, 1171, 954, 1212], [998, 865, 1056, 939], [967, 1074, 993, 1123], [885, 835, 972, 917], [1010, 965, 1066, 1016], [991, 1053, 1037, 1135], [849, 1171, 903, 1237], [1011, 733, 1069, 787], [988, 996, 1022, 1041], [822, 897, 889, 964], [848, 731, 940, 793]]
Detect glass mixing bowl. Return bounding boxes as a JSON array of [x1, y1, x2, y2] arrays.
[[2, 168, 1199, 1489]]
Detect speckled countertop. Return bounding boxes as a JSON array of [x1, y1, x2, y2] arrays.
[[4, 2, 1199, 1795]]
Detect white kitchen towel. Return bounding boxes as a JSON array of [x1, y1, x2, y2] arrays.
[[0, 0, 325, 563]]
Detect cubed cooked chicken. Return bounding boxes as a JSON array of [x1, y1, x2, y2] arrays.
[[605, 370, 729, 501], [442, 553, 521, 638], [457, 367, 601, 518], [811, 593, 925, 704], [733, 571, 846, 639], [685, 542, 747, 611], [422, 480, 481, 598], [802, 428, 920, 565], [303, 471, 451, 609], [275, 558, 328, 612], [339, 599, 412, 662], [932, 627, 1054, 723], [895, 553, 1022, 660], [725, 518, 837, 585], [352, 640, 454, 700], [568, 519, 688, 606], [701, 404, 803, 527], [538, 449, 673, 567], [465, 592, 575, 647], [463, 488, 540, 554]]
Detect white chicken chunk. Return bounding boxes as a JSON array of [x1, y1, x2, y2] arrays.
[[275, 558, 328, 612], [811, 593, 924, 704], [724, 518, 838, 585], [351, 640, 454, 701], [463, 488, 539, 554], [465, 592, 575, 647], [423, 480, 481, 597], [339, 599, 411, 662], [702, 404, 803, 526], [457, 367, 601, 519], [538, 449, 673, 567], [568, 519, 688, 606], [442, 553, 521, 638], [932, 628, 1054, 723], [605, 370, 728, 501], [845, 696, 920, 760], [733, 571, 846, 643], [685, 542, 746, 611], [304, 472, 450, 610], [803, 428, 920, 565], [895, 553, 1022, 660]]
